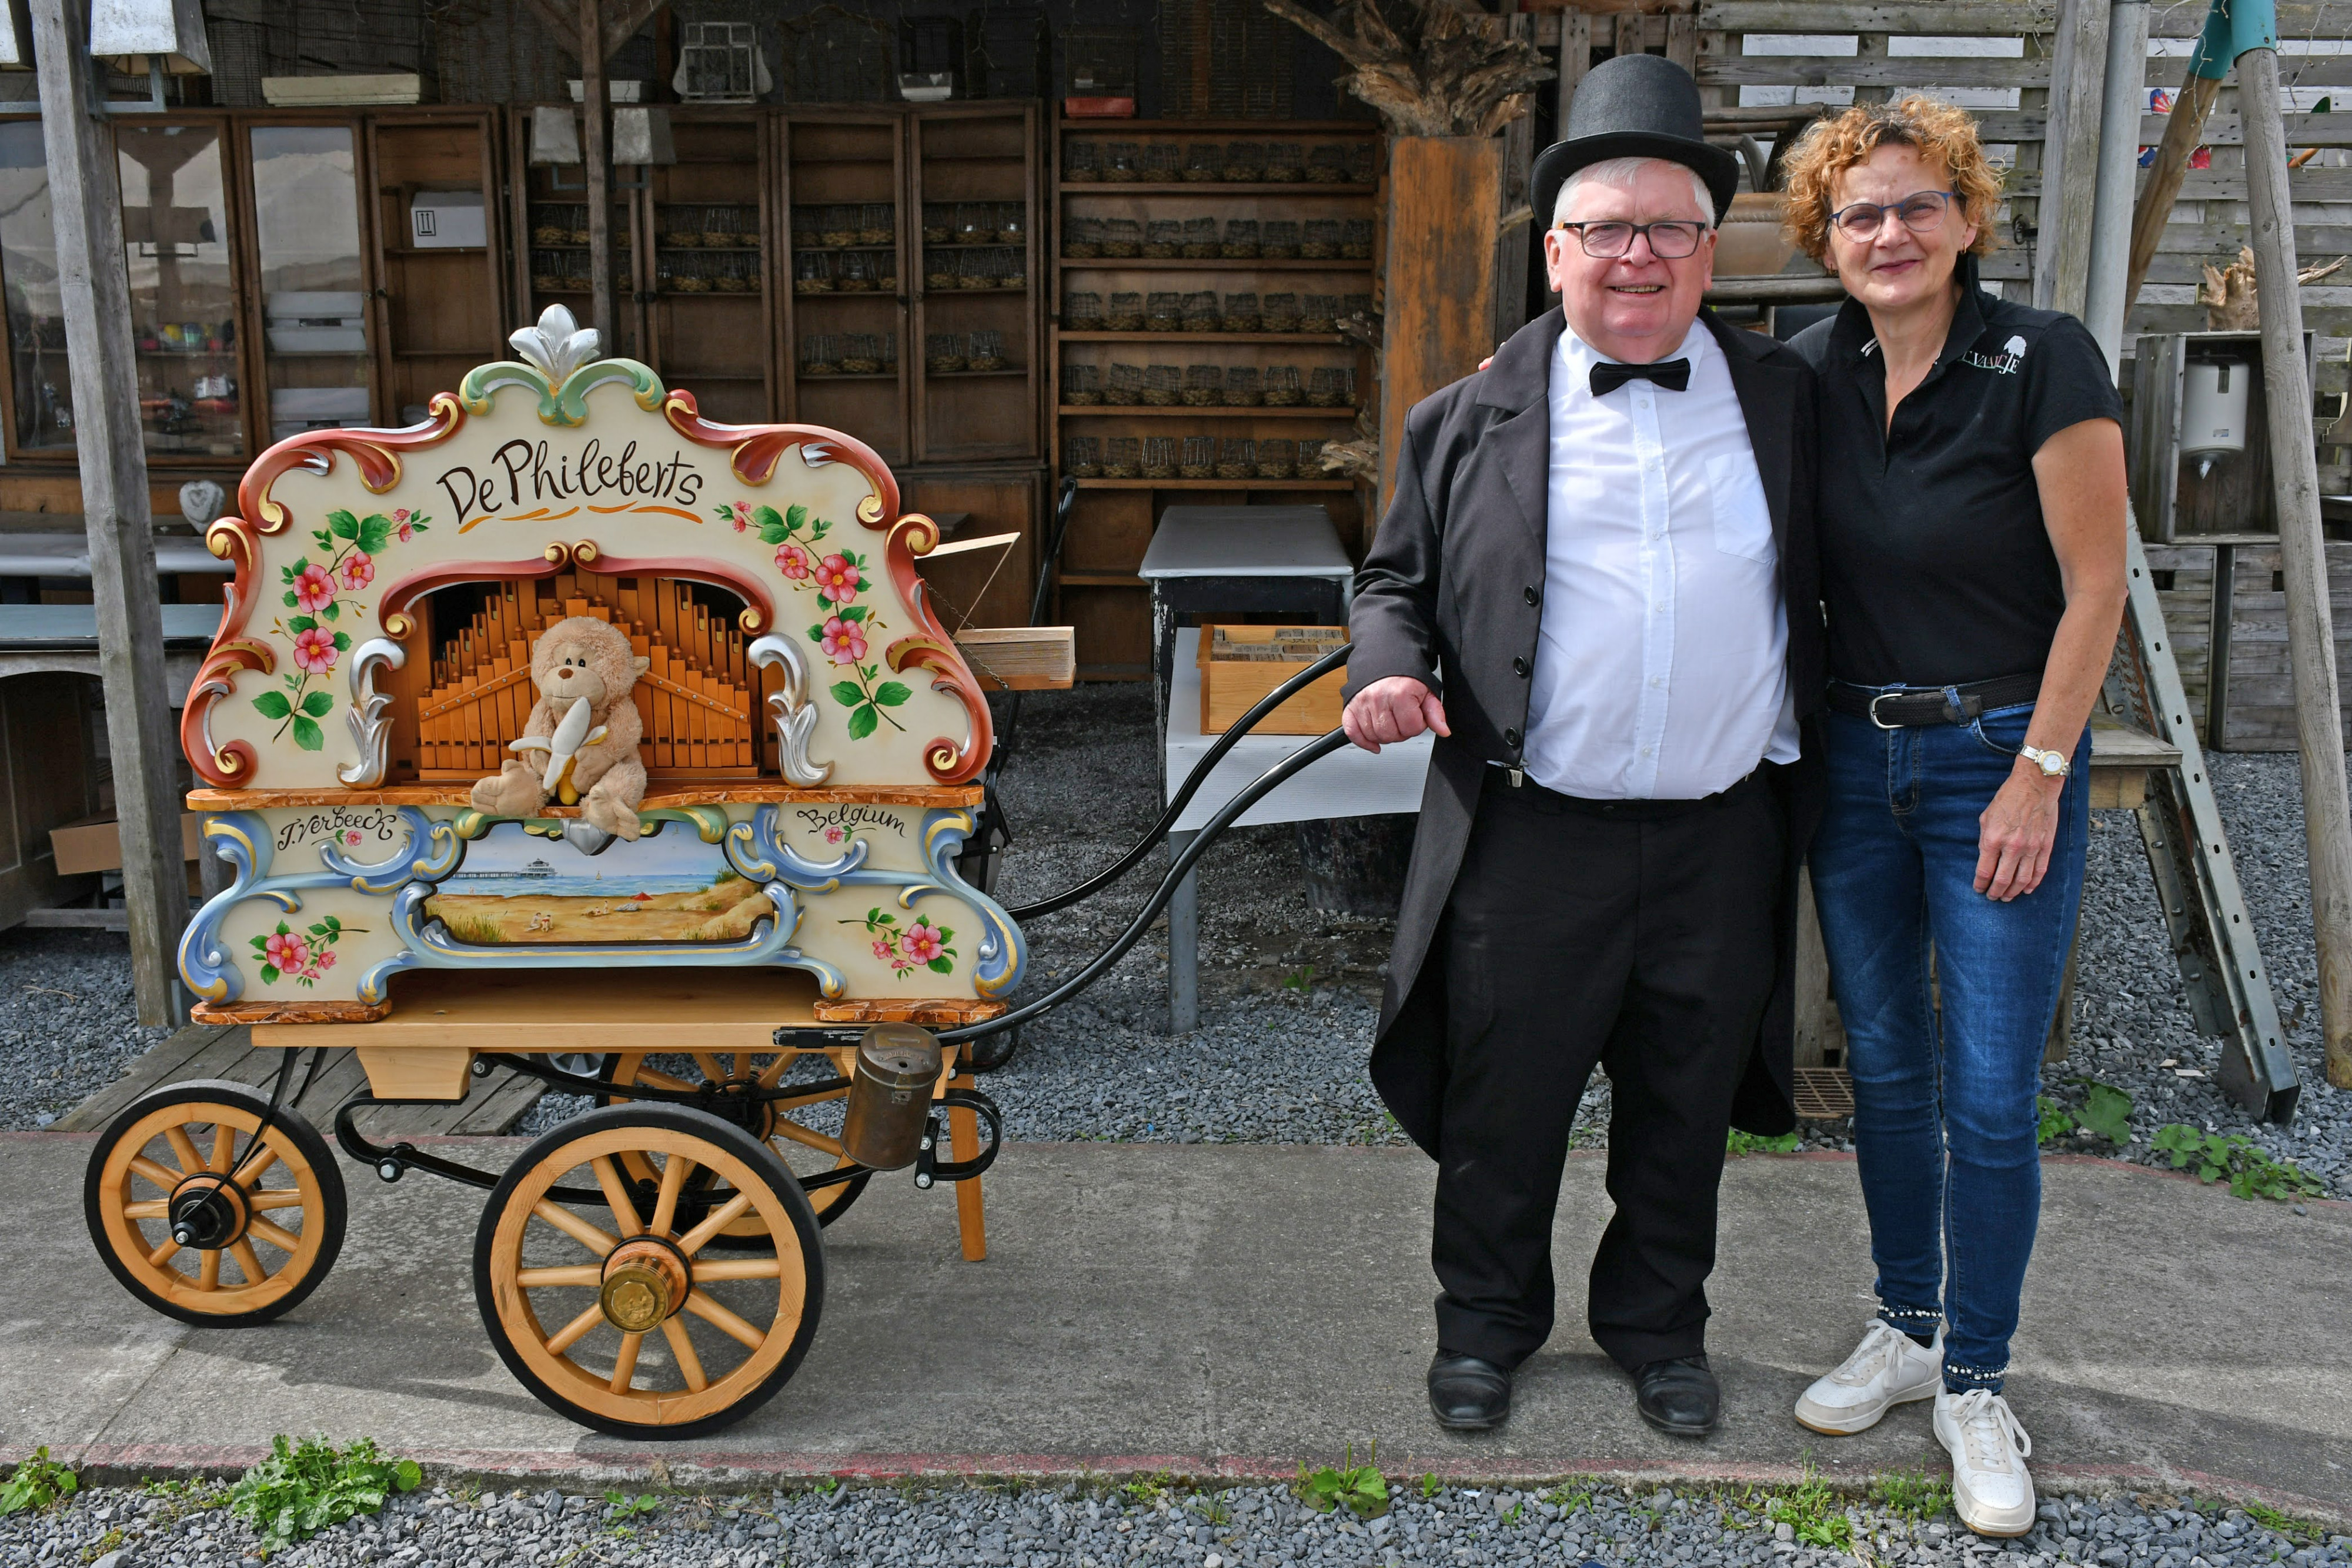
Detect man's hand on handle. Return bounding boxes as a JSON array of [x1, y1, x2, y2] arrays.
[[1345, 676, 1451, 754]]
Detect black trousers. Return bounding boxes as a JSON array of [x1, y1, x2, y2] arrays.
[[1432, 765, 1785, 1373]]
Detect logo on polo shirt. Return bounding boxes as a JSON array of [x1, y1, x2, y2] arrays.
[[1962, 333, 2027, 375]]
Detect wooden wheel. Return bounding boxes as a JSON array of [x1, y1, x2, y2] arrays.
[[474, 1104, 823, 1438], [83, 1078, 346, 1328], [597, 1051, 870, 1233]]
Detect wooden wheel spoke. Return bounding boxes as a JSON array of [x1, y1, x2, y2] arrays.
[[590, 1156, 643, 1237], [163, 1126, 204, 1177], [648, 1154, 694, 1235], [128, 1155, 179, 1191], [517, 1264, 606, 1288], [547, 1301, 606, 1356], [123, 1199, 170, 1221], [146, 1236, 182, 1268], [230, 1239, 270, 1288], [248, 1189, 306, 1211], [690, 1052, 732, 1085], [209, 1124, 239, 1174], [683, 1289, 767, 1351], [756, 1054, 794, 1088], [773, 1120, 845, 1158], [660, 1315, 709, 1392], [533, 1198, 621, 1258], [770, 1083, 848, 1109], [248, 1217, 303, 1254], [676, 1192, 755, 1255], [610, 1330, 644, 1392], [691, 1256, 784, 1281], [626, 1066, 700, 1096], [198, 1249, 222, 1290]]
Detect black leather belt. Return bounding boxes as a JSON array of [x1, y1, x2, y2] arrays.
[[1827, 673, 2042, 729]]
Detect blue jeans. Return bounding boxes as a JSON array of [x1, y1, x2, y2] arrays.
[[1809, 700, 2090, 1393]]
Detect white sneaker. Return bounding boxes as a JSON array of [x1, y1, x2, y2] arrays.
[[1794, 1320, 1944, 1435], [1934, 1388, 2037, 1537]]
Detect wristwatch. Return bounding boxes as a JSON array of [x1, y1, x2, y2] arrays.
[[2019, 743, 2071, 780]]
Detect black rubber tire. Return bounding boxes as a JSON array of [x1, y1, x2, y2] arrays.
[[472, 1102, 824, 1440], [83, 1078, 347, 1328], [594, 1054, 870, 1231]]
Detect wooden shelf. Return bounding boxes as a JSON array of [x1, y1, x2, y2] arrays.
[[800, 372, 898, 382], [919, 286, 1031, 297], [1063, 119, 1378, 134], [1057, 330, 1351, 344], [1058, 256, 1375, 270], [1058, 404, 1357, 417], [1071, 478, 1356, 490], [1057, 571, 1147, 587], [933, 368, 1029, 379], [1061, 182, 1378, 196]]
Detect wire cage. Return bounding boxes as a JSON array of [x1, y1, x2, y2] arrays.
[[956, 249, 998, 289], [679, 21, 764, 104], [1063, 24, 1139, 107], [1184, 143, 1223, 183], [1062, 363, 1102, 405], [713, 250, 757, 292], [1309, 366, 1355, 406], [1142, 435, 1178, 479], [1264, 143, 1304, 183], [1300, 294, 1339, 332], [1181, 216, 1218, 259], [840, 333, 891, 374], [995, 203, 1026, 245], [1221, 292, 1259, 332], [1180, 434, 1215, 479], [1342, 219, 1374, 260], [1063, 291, 1104, 329], [1102, 142, 1141, 182], [897, 16, 964, 87], [927, 333, 968, 373], [954, 205, 990, 244], [1106, 362, 1145, 404], [529, 249, 581, 295], [1223, 366, 1262, 406], [965, 4, 1050, 100], [1263, 364, 1302, 405], [1223, 142, 1267, 182], [1142, 363, 1182, 404], [968, 329, 1007, 371], [1103, 436, 1141, 479], [838, 250, 880, 292], [1215, 437, 1255, 479], [1145, 218, 1182, 258], [659, 252, 711, 293], [1000, 247, 1027, 289], [1144, 292, 1184, 332], [1103, 218, 1142, 258], [1301, 219, 1341, 259], [1161, 0, 1292, 120], [1298, 437, 1326, 473], [1064, 216, 1105, 259], [1183, 365, 1222, 406], [1261, 292, 1300, 332], [918, 203, 952, 244], [800, 333, 842, 375], [926, 248, 961, 291], [1341, 293, 1374, 324], [784, 7, 893, 103], [530, 203, 582, 248], [858, 204, 896, 246], [1064, 435, 1102, 478], [1061, 140, 1100, 183], [1308, 145, 1353, 183], [1105, 292, 1144, 332], [1221, 219, 1259, 259], [1131, 143, 1174, 182], [1257, 437, 1297, 479], [1181, 291, 1221, 331], [820, 206, 858, 247], [659, 205, 704, 249]]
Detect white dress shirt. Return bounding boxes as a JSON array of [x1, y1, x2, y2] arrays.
[[1521, 320, 1801, 800]]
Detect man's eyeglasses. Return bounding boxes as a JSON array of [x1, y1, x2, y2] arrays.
[[1553, 219, 1708, 260], [1827, 189, 1960, 243]]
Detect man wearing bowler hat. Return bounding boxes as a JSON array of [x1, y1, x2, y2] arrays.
[[1342, 53, 1823, 1435]]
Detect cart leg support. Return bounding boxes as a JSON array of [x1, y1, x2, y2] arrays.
[[950, 1070, 986, 1261]]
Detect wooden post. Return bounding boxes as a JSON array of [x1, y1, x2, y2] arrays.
[[29, 0, 188, 1024], [1378, 136, 1501, 523], [2126, 68, 2224, 312], [581, 0, 613, 345], [2038, 0, 2110, 314], [2240, 42, 2352, 1091]]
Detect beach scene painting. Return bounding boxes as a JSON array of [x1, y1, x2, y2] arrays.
[[423, 823, 775, 944]]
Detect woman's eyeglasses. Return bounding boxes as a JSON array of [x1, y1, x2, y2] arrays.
[[1553, 219, 1708, 260], [1828, 189, 1960, 242]]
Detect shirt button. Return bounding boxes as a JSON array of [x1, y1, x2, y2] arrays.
[[1512, 656, 1529, 677], [1641, 745, 1653, 757], [1524, 586, 1539, 606], [1504, 727, 1521, 748]]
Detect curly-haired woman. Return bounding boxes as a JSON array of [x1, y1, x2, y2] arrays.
[[1777, 97, 2129, 1533]]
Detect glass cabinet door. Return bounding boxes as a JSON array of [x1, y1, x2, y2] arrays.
[[247, 123, 374, 445], [0, 122, 76, 453], [116, 122, 244, 459]]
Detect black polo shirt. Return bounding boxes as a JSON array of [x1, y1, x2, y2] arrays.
[[1789, 257, 2123, 687]]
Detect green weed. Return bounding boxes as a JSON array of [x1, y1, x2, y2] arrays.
[[1542, 1480, 1596, 1514], [1191, 1490, 1232, 1526], [2151, 1125, 2327, 1201], [1870, 1469, 1953, 1521], [2036, 1095, 2077, 1145], [1298, 1442, 1388, 1519], [2240, 1499, 2321, 1544], [1728, 1128, 1801, 1155], [0, 1448, 76, 1515], [603, 1490, 663, 1521], [138, 1476, 228, 1527], [1281, 964, 1318, 993], [1420, 1473, 1444, 1501], [227, 1436, 421, 1555], [1121, 1471, 1174, 1506], [2073, 1080, 2134, 1142], [79, 1526, 125, 1563], [1762, 1463, 1852, 1550]]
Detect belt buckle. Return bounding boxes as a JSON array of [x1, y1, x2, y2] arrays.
[[1867, 691, 1905, 731]]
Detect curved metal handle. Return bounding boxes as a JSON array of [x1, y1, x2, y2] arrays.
[[914, 1087, 1001, 1187]]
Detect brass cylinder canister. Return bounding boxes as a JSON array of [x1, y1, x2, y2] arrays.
[[839, 1023, 943, 1171]]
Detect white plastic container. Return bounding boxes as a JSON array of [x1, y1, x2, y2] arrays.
[[410, 190, 486, 249], [2182, 359, 2250, 479]]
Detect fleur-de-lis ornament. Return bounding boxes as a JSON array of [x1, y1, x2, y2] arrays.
[[507, 304, 603, 383]]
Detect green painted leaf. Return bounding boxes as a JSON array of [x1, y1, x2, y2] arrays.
[[312, 530, 333, 550], [935, 925, 954, 944], [786, 504, 807, 530], [259, 965, 279, 984], [282, 590, 299, 609], [830, 681, 864, 706], [808, 623, 828, 641], [873, 680, 911, 707], [838, 604, 869, 623], [927, 956, 954, 974], [322, 600, 341, 621], [358, 516, 392, 554], [252, 690, 293, 720], [300, 689, 335, 717], [757, 505, 786, 531], [332, 631, 352, 651], [328, 510, 359, 540], [288, 615, 318, 633], [291, 714, 324, 751], [759, 520, 790, 544], [846, 703, 879, 741]]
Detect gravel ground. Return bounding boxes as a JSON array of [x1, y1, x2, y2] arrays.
[[0, 930, 175, 1132], [2, 1475, 2343, 1568]]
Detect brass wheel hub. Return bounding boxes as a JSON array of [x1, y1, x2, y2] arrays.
[[598, 1235, 691, 1333], [168, 1172, 250, 1251]]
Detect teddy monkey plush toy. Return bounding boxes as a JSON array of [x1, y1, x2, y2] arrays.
[[469, 616, 652, 839]]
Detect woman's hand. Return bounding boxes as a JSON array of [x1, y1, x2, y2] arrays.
[[1975, 756, 2065, 900]]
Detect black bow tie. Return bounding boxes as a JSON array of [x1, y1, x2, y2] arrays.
[[1589, 357, 1691, 396]]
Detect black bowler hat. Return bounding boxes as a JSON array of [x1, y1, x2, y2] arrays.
[[1531, 54, 1740, 228]]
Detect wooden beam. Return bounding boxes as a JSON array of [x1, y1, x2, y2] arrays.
[[29, 0, 188, 1024], [2241, 44, 2352, 1094], [2038, 0, 2107, 315], [2126, 67, 2223, 315], [581, 0, 613, 344]]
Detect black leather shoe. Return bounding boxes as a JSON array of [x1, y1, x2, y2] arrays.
[[1428, 1351, 1512, 1430], [1633, 1355, 1720, 1436]]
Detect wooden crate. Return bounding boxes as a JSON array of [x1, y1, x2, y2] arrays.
[[1197, 623, 1345, 734]]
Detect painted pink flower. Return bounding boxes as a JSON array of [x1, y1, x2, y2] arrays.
[[395, 518, 415, 543], [339, 551, 375, 592], [293, 563, 335, 614], [813, 554, 860, 604], [900, 924, 943, 964], [871, 937, 896, 961], [315, 949, 336, 970], [263, 931, 309, 974], [726, 501, 753, 533], [819, 616, 866, 666], [342, 828, 363, 847], [391, 507, 411, 523], [292, 625, 339, 674], [776, 542, 812, 580], [823, 825, 846, 844], [890, 958, 914, 972]]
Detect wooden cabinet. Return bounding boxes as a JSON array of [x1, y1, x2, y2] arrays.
[[909, 105, 1043, 464], [779, 111, 908, 461], [1048, 116, 1379, 677], [367, 113, 507, 426], [642, 110, 774, 428]]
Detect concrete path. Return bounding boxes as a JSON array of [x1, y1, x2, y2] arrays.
[[4, 1135, 2345, 1519]]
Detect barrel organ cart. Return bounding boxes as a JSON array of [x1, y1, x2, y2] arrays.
[[80, 307, 1025, 1438]]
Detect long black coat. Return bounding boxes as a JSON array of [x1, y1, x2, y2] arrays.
[[1345, 305, 1825, 1149]]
